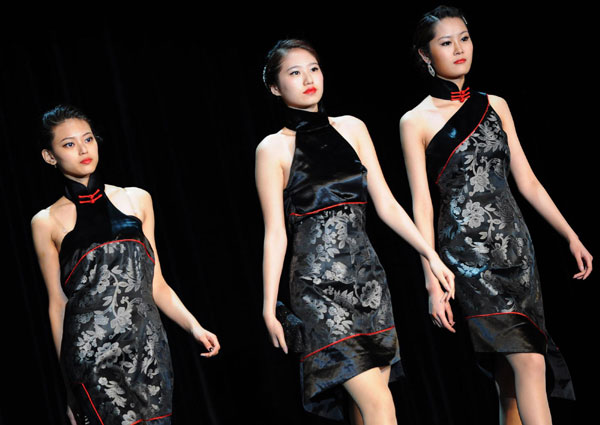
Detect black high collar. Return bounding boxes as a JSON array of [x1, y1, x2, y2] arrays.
[[63, 172, 105, 205], [429, 77, 471, 102], [283, 106, 329, 133]]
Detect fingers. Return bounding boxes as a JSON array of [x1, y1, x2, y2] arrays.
[[199, 332, 221, 357], [278, 332, 289, 355], [446, 301, 455, 326]]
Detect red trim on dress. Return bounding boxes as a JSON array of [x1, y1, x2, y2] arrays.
[[78, 189, 103, 204], [465, 311, 548, 341], [301, 325, 395, 362], [64, 239, 155, 286], [451, 87, 471, 102], [435, 96, 490, 185], [80, 383, 105, 425], [290, 201, 367, 217], [130, 412, 173, 424]]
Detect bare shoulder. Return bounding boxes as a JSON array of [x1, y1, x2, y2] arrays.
[[331, 114, 367, 133], [31, 197, 72, 235], [256, 131, 291, 161], [488, 94, 510, 112], [31, 207, 54, 232]]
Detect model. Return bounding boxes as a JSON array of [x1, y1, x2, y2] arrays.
[[31, 105, 220, 425], [255, 39, 455, 425], [399, 6, 592, 425]]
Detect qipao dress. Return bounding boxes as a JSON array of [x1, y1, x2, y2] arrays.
[[59, 173, 174, 425], [425, 77, 574, 398], [282, 107, 403, 420]]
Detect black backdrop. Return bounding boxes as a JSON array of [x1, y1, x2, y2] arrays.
[[0, 3, 596, 424]]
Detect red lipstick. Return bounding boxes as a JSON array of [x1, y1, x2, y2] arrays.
[[454, 59, 466, 64], [80, 158, 92, 165], [303, 87, 317, 95]]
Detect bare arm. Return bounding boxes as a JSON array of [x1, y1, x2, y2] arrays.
[[490, 95, 593, 279], [255, 136, 289, 353], [344, 116, 455, 295], [31, 212, 68, 356], [400, 112, 455, 332], [134, 189, 220, 356]]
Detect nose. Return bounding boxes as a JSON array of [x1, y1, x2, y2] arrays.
[[453, 40, 463, 55], [303, 70, 313, 84], [78, 140, 88, 154]]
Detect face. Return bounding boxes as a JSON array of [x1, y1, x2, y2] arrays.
[[42, 118, 99, 182], [270, 48, 323, 111], [423, 17, 473, 79]]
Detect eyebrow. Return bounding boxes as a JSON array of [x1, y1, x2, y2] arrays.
[[59, 131, 93, 143], [286, 62, 319, 71], [437, 30, 469, 40]]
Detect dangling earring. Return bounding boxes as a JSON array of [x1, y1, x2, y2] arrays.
[[427, 62, 436, 77]]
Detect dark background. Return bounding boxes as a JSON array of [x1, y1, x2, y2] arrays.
[[0, 3, 596, 424]]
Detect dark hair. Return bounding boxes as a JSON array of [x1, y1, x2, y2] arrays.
[[262, 39, 320, 90], [412, 5, 468, 73], [41, 104, 96, 150]]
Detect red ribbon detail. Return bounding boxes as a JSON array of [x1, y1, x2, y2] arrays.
[[78, 188, 103, 204], [450, 87, 470, 102]]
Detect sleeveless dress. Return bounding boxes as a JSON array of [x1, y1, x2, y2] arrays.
[[425, 77, 574, 399], [282, 107, 403, 420], [59, 173, 174, 425]]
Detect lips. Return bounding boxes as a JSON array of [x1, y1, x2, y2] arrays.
[[454, 59, 466, 64], [80, 158, 93, 165], [303, 87, 317, 95]]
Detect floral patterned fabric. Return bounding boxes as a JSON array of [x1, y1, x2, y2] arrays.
[[426, 91, 574, 399], [59, 175, 173, 424], [283, 107, 402, 420]]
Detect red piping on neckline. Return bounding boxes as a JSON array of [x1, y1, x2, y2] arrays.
[[130, 413, 173, 424], [435, 95, 490, 185], [80, 383, 105, 425], [78, 189, 103, 204], [465, 311, 547, 341], [64, 239, 155, 286], [290, 201, 367, 217], [301, 326, 395, 362], [450, 87, 471, 102]]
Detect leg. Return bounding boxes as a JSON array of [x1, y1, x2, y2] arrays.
[[349, 366, 392, 425], [495, 355, 521, 425], [344, 367, 397, 425], [505, 353, 552, 425]]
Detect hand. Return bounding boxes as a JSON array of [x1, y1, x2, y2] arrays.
[[191, 324, 220, 357], [264, 314, 288, 354], [67, 406, 77, 425], [569, 238, 593, 280], [428, 255, 455, 299], [429, 290, 455, 333]]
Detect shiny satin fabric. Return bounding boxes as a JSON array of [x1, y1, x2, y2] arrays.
[[283, 107, 403, 420], [59, 174, 174, 425], [425, 88, 574, 399]]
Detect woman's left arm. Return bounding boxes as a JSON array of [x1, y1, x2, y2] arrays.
[[490, 95, 593, 279], [340, 116, 455, 294], [133, 187, 221, 356]]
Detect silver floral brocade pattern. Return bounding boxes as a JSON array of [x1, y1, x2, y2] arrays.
[[289, 204, 395, 355], [61, 240, 173, 425], [435, 104, 546, 339]]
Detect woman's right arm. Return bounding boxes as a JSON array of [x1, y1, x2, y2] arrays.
[[400, 112, 455, 333], [31, 211, 68, 356], [255, 136, 289, 353]]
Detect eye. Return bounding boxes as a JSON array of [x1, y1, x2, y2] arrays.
[[85, 136, 95, 143], [461, 35, 470, 42], [441, 41, 451, 46], [63, 141, 74, 148], [310, 66, 320, 72], [290, 70, 300, 76]]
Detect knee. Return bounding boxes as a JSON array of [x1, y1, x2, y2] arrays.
[[360, 389, 396, 423], [509, 353, 546, 378]]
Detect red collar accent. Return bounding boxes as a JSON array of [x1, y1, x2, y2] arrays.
[[450, 87, 470, 102], [78, 189, 103, 204]]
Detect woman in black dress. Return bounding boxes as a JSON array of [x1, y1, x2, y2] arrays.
[[399, 6, 593, 425], [31, 105, 220, 425], [255, 39, 455, 424]]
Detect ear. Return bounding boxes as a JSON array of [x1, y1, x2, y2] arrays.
[[41, 149, 57, 166], [418, 48, 431, 65], [270, 84, 282, 97]]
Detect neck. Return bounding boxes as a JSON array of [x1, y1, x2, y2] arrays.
[[64, 174, 91, 188]]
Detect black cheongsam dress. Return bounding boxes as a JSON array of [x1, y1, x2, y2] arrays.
[[282, 107, 403, 420], [59, 174, 174, 425], [425, 77, 574, 399]]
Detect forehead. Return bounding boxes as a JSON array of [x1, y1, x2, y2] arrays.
[[279, 48, 318, 70], [433, 17, 468, 38], [52, 118, 92, 141]]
